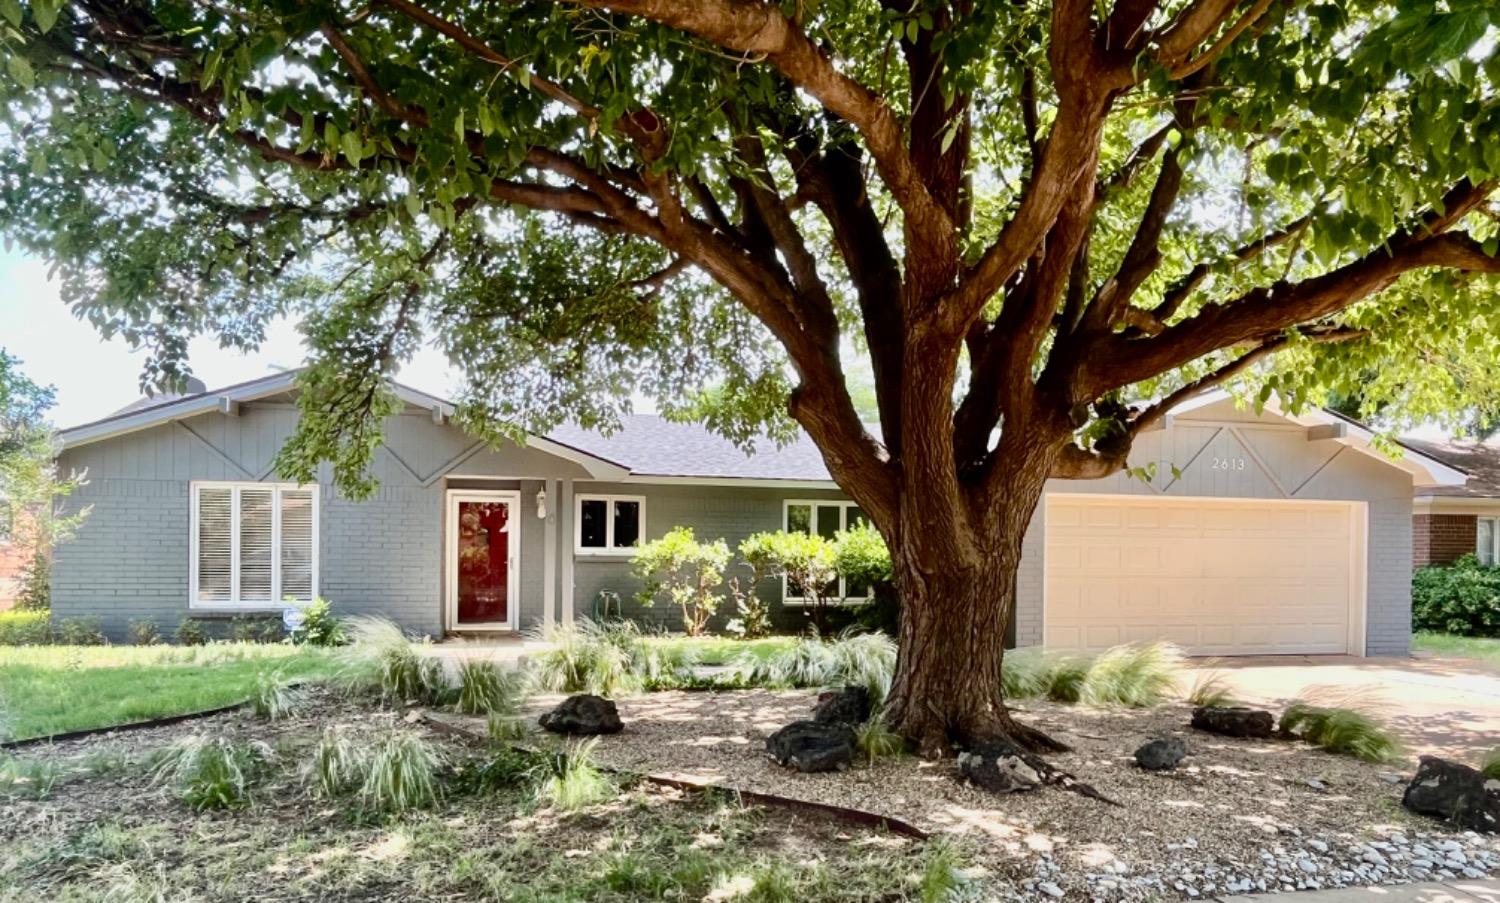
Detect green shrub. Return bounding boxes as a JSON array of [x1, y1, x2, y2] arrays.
[[151, 736, 270, 810], [290, 598, 346, 646], [631, 528, 731, 636], [1279, 702, 1402, 763], [127, 619, 162, 646], [917, 840, 969, 903], [55, 616, 106, 646], [231, 615, 284, 644], [739, 530, 839, 635], [0, 609, 50, 645], [339, 617, 449, 704], [175, 618, 210, 647], [1413, 555, 1500, 636], [359, 730, 443, 813], [454, 659, 525, 716], [13, 549, 50, 611], [533, 738, 614, 811], [454, 746, 533, 796]]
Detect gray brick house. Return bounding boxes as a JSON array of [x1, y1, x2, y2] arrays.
[[53, 371, 1463, 655]]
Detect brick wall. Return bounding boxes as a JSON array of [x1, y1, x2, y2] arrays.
[[1413, 513, 1478, 567], [0, 537, 25, 609]]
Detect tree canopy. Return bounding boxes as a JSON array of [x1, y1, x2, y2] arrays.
[[1, 0, 1497, 505]]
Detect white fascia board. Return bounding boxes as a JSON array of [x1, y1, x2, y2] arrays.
[[526, 436, 631, 480], [609, 474, 842, 490]]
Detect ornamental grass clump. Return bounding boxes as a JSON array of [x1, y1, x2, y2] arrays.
[[533, 738, 615, 812], [1279, 701, 1402, 764], [1079, 642, 1183, 707], [305, 727, 364, 799], [250, 671, 304, 721], [528, 619, 643, 696], [854, 717, 907, 766], [746, 630, 896, 703], [151, 736, 270, 810], [340, 617, 449, 705], [0, 754, 60, 801], [358, 730, 444, 813], [1482, 748, 1500, 780], [1186, 671, 1237, 708], [454, 659, 526, 716]]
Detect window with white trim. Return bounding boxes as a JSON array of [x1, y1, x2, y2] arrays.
[[575, 494, 645, 554], [1480, 517, 1498, 567], [783, 500, 869, 601], [191, 482, 319, 608]]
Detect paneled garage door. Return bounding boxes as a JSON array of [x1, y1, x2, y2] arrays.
[[1044, 496, 1364, 655]]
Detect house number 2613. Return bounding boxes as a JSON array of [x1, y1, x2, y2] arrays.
[[1211, 456, 1247, 471]]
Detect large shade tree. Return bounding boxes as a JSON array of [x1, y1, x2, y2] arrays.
[[2, 0, 1499, 752]]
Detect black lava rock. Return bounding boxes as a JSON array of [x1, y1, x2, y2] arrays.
[[538, 694, 623, 735], [1135, 737, 1188, 771], [812, 686, 873, 725], [957, 741, 1042, 793], [766, 720, 856, 773], [1191, 705, 1275, 739], [1403, 755, 1500, 833]]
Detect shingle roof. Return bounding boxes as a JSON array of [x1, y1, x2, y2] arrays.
[[1404, 437, 1499, 498], [546, 415, 837, 482]]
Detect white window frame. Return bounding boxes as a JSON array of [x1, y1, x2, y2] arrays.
[[189, 481, 320, 609], [1480, 516, 1499, 567], [782, 499, 869, 604], [574, 493, 646, 556]]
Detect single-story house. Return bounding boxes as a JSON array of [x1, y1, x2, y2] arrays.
[[1404, 437, 1500, 567], [52, 371, 1464, 656]]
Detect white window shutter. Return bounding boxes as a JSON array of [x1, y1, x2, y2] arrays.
[[279, 488, 316, 601], [238, 487, 275, 602], [196, 487, 234, 603]]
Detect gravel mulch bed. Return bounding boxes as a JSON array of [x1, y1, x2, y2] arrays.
[[509, 689, 1500, 900]]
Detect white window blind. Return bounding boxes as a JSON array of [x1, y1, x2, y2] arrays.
[[192, 483, 318, 608]]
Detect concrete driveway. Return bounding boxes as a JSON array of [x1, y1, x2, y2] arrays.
[[1191, 653, 1500, 760]]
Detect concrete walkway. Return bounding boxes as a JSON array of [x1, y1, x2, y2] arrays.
[[1187, 654, 1500, 759], [1235, 878, 1500, 901]]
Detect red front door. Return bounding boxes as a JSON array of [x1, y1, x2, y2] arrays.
[[454, 498, 513, 627]]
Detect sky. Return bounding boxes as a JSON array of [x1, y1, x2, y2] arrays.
[[0, 248, 462, 429], [0, 246, 1463, 441]]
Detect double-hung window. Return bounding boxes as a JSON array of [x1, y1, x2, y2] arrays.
[[1480, 517, 1499, 567], [783, 500, 870, 602], [575, 494, 645, 554], [191, 482, 319, 608]]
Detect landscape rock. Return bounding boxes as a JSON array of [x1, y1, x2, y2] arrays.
[[958, 741, 1042, 793], [766, 720, 856, 773], [538, 694, 623, 735], [1191, 705, 1276, 739], [812, 686, 872, 725], [1402, 756, 1500, 833], [1135, 738, 1188, 771]]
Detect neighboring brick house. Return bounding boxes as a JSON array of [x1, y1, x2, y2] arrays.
[[1405, 438, 1500, 568], [0, 533, 25, 609]]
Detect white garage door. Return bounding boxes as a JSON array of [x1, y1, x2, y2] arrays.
[[1044, 496, 1363, 655]]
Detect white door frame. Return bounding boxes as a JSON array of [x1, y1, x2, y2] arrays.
[[1040, 493, 1369, 656], [445, 489, 521, 632]]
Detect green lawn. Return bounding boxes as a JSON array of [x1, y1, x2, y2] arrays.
[[0, 643, 342, 742], [1412, 631, 1500, 667], [638, 635, 798, 666]]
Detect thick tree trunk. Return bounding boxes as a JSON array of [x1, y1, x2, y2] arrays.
[[882, 432, 1062, 757]]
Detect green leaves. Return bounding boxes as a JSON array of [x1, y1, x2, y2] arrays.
[[5, 55, 32, 89]]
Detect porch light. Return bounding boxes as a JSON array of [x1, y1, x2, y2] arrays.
[[535, 488, 548, 520]]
